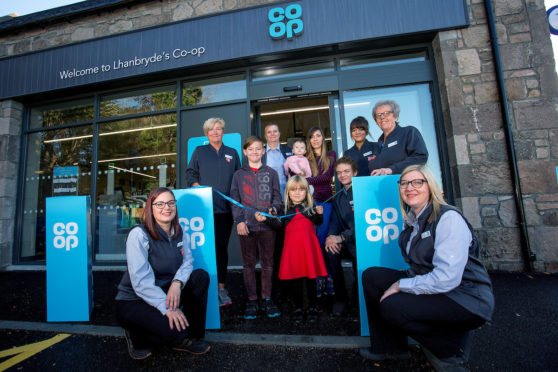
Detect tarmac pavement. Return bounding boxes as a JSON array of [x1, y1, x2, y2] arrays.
[[0, 270, 557, 371]]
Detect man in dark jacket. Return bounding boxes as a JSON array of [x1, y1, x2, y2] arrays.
[[325, 156, 359, 316]]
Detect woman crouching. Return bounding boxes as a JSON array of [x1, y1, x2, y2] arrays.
[[115, 187, 210, 359], [360, 165, 494, 366]]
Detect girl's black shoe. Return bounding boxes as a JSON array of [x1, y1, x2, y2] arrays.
[[307, 307, 318, 323], [293, 308, 304, 323]]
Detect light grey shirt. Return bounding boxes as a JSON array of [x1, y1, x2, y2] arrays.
[[126, 227, 194, 315], [398, 205, 471, 295], [266, 145, 288, 197]]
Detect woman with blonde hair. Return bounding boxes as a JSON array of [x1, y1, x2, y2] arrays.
[[185, 117, 241, 307], [360, 164, 494, 368]]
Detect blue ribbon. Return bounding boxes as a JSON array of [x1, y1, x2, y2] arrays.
[[214, 188, 343, 220]]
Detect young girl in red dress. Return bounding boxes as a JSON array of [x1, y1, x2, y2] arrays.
[[256, 175, 327, 323]]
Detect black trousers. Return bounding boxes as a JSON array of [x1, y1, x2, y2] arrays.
[[362, 267, 485, 358], [116, 269, 209, 349], [214, 213, 234, 284], [326, 243, 356, 302]]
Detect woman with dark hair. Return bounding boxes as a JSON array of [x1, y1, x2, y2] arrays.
[[368, 100, 428, 176], [306, 126, 337, 296], [360, 165, 494, 367], [343, 116, 380, 177], [115, 187, 210, 360]]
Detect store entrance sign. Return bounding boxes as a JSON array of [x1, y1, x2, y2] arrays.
[[268, 4, 303, 40], [46, 196, 93, 322], [353, 176, 408, 336], [173, 187, 220, 329]]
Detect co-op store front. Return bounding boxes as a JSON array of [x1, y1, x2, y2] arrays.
[[1, 0, 469, 267]]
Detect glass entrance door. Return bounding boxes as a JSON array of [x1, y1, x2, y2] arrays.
[[255, 96, 338, 154]]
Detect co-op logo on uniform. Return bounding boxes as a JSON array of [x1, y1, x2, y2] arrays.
[[53, 222, 79, 251], [365, 208, 400, 244], [268, 4, 303, 40], [179, 217, 205, 250]]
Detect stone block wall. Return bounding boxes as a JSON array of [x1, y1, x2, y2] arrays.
[[433, 0, 558, 272], [0, 100, 22, 268]]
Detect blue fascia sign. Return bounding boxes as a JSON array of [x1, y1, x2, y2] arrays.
[[548, 5, 558, 35], [268, 4, 304, 40], [0, 0, 469, 100]]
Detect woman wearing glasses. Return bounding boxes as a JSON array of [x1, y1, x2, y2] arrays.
[[368, 100, 428, 176], [360, 165, 494, 367], [115, 187, 210, 360]]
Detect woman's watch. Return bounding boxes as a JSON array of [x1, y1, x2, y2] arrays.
[[172, 279, 184, 289]]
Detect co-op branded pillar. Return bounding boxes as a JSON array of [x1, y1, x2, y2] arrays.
[[46, 196, 93, 322]]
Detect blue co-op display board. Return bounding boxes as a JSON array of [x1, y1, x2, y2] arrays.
[[46, 196, 93, 322], [353, 176, 408, 336], [174, 187, 220, 329]]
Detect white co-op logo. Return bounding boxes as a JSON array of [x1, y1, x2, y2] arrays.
[[179, 217, 205, 250], [53, 222, 79, 251], [364, 208, 400, 244]]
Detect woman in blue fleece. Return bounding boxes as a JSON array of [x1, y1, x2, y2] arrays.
[[368, 100, 428, 176]]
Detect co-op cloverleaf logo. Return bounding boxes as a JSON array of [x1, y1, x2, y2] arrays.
[[268, 4, 303, 40]]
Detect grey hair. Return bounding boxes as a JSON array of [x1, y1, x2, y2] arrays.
[[203, 117, 225, 135], [372, 100, 400, 119]]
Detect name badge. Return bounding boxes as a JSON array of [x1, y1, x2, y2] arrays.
[[225, 154, 233, 163], [363, 151, 372, 157], [286, 152, 293, 156], [421, 231, 431, 239], [177, 241, 184, 247], [388, 141, 398, 148]]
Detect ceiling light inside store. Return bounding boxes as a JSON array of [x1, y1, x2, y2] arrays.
[[260, 105, 329, 116], [42, 123, 177, 144]]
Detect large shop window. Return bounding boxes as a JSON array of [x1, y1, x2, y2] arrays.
[[182, 74, 246, 106], [100, 85, 177, 118], [29, 98, 94, 129], [95, 113, 177, 261], [341, 83, 442, 186], [21, 126, 93, 261]]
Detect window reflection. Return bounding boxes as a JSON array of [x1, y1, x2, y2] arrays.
[[96, 113, 177, 261], [340, 52, 427, 70], [22, 126, 92, 260], [100, 85, 177, 118], [30, 98, 94, 129], [182, 75, 246, 106]]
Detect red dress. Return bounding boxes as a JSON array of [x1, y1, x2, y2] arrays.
[[279, 208, 327, 280]]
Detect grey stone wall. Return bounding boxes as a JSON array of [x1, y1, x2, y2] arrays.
[[433, 0, 558, 272], [0, 100, 22, 268]]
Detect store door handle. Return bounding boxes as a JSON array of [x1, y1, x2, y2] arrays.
[[283, 85, 302, 92]]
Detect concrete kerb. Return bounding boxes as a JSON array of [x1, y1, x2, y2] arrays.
[[0, 320, 369, 349]]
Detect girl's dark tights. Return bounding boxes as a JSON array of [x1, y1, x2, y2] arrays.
[[287, 278, 317, 309]]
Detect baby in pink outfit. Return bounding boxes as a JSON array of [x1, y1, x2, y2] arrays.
[[284, 140, 312, 177]]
